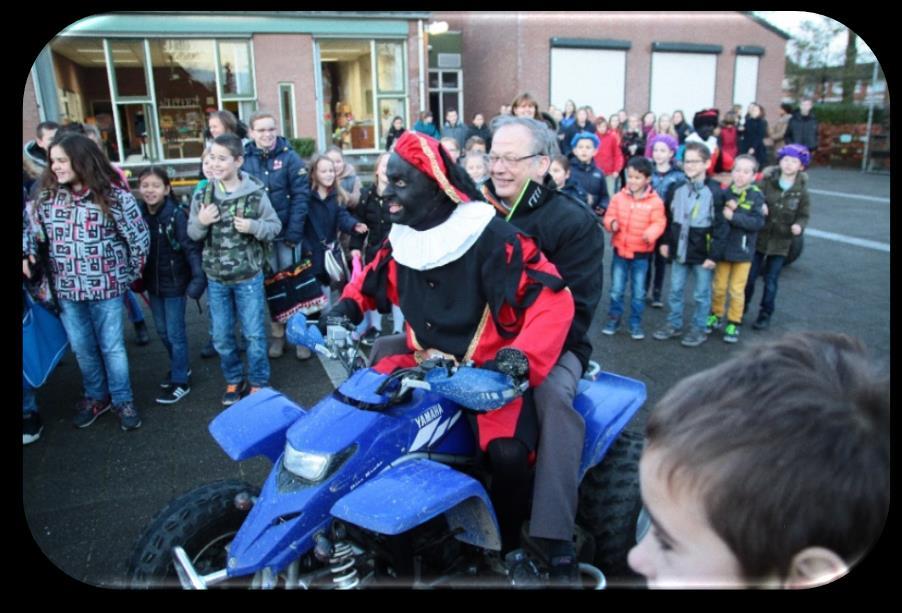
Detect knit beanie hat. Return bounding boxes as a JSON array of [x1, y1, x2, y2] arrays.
[[570, 131, 600, 149], [649, 134, 679, 154], [777, 144, 811, 169]]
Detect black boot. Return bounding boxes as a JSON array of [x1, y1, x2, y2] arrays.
[[752, 312, 771, 331], [133, 320, 150, 346]]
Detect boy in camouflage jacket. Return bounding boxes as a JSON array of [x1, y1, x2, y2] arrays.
[[188, 134, 281, 405]]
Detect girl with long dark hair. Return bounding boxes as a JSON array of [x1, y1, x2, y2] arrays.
[[22, 133, 149, 431]]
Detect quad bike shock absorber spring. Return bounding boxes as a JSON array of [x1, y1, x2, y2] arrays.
[[329, 541, 359, 589]]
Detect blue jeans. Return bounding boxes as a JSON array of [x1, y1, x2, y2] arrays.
[[59, 296, 133, 405], [745, 252, 786, 317], [666, 261, 714, 332], [608, 253, 649, 328], [123, 289, 145, 323], [149, 294, 190, 385], [644, 249, 667, 299], [208, 273, 269, 387]]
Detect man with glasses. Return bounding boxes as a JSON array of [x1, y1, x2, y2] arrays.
[[319, 131, 576, 575], [482, 115, 605, 585]]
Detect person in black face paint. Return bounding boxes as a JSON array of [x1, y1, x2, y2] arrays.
[[320, 131, 575, 561]]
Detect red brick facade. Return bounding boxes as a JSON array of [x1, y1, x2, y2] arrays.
[[433, 11, 787, 122]]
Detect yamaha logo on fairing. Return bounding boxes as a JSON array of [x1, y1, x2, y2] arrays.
[[414, 404, 443, 429]]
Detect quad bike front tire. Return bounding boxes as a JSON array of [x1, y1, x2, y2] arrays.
[[576, 428, 644, 582], [127, 479, 259, 588]]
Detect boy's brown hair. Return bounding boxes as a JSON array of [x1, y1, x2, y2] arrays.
[[645, 332, 889, 583], [732, 154, 759, 172], [683, 141, 711, 162]]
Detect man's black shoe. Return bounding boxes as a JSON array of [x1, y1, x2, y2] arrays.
[[133, 320, 150, 346], [548, 553, 581, 588], [752, 313, 771, 331]]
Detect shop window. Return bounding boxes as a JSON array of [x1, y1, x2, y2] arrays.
[[151, 39, 216, 160], [428, 69, 462, 124], [48, 37, 116, 156], [376, 41, 406, 147], [218, 40, 254, 97], [319, 39, 375, 151], [279, 83, 296, 140], [49, 35, 256, 164], [117, 103, 159, 162], [222, 100, 257, 127], [378, 98, 405, 148], [376, 42, 404, 93], [109, 39, 148, 98]]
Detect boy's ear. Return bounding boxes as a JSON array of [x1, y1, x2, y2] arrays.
[[784, 547, 848, 589]]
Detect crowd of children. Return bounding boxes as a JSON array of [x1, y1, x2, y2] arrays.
[[497, 97, 814, 349], [23, 97, 890, 591], [22, 111, 369, 437], [24, 101, 810, 412]]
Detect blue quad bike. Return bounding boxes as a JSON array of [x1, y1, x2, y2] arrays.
[[127, 315, 648, 589]]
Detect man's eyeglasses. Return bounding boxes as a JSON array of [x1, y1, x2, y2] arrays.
[[488, 152, 542, 169], [683, 158, 706, 165]]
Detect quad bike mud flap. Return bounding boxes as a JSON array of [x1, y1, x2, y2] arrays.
[[575, 371, 647, 478], [209, 388, 307, 463], [330, 458, 502, 551]]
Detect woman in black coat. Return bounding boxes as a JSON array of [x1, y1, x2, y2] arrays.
[[740, 102, 769, 169], [385, 116, 406, 151], [466, 113, 493, 152]]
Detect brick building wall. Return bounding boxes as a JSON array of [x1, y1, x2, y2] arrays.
[[407, 20, 423, 115], [252, 34, 318, 140], [23, 71, 40, 147], [435, 11, 786, 122]]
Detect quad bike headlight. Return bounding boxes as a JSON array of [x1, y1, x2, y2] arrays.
[[283, 443, 332, 481]]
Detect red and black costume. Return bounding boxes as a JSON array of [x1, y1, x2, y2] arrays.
[[329, 132, 575, 453]]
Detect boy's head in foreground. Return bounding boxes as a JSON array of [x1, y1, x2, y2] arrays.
[[628, 332, 889, 588]]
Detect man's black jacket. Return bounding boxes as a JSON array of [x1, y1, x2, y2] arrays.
[[482, 176, 604, 372]]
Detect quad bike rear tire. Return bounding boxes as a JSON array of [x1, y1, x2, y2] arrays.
[[576, 428, 644, 582], [127, 479, 259, 588]]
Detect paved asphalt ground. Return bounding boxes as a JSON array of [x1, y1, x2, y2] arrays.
[[21, 167, 891, 589]]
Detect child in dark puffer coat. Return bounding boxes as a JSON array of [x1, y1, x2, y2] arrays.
[[549, 155, 590, 208], [137, 167, 206, 404], [568, 132, 610, 218], [706, 154, 765, 344]]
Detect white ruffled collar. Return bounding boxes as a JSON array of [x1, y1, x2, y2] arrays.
[[389, 201, 496, 271]]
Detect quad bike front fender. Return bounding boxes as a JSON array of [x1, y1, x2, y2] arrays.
[[209, 388, 307, 463], [330, 458, 502, 551]]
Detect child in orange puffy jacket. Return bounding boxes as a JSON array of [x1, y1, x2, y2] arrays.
[[601, 157, 666, 340]]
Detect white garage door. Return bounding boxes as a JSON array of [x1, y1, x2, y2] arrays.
[[649, 52, 717, 118], [733, 55, 759, 111], [550, 47, 626, 119]]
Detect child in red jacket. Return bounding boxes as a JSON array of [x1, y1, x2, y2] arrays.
[[594, 116, 624, 199], [601, 157, 666, 340]]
